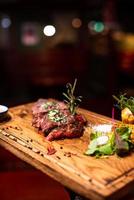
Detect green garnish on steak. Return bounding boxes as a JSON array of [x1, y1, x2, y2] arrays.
[[48, 109, 67, 123], [42, 101, 56, 109]]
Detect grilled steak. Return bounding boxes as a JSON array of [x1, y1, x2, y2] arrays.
[[32, 99, 86, 141]]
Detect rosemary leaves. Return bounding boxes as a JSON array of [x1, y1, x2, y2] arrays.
[[63, 79, 82, 115]]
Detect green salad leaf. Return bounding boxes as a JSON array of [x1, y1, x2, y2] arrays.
[[115, 126, 133, 155], [116, 126, 131, 141], [85, 125, 134, 158], [99, 132, 115, 155], [85, 131, 115, 157], [85, 139, 98, 155]]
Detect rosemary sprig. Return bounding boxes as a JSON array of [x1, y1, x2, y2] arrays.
[[63, 79, 82, 115], [113, 93, 134, 113]]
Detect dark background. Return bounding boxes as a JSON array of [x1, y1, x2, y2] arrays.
[[0, 0, 134, 117]]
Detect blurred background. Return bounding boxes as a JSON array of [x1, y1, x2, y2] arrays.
[[0, 0, 134, 199], [0, 0, 134, 116]]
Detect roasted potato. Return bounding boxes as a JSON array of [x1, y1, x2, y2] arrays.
[[121, 108, 134, 124]]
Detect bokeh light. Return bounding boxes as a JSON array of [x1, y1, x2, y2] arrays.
[[1, 16, 11, 29], [72, 18, 82, 28], [94, 22, 104, 33], [43, 25, 56, 36], [88, 21, 105, 33]]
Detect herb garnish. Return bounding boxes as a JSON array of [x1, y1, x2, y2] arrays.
[[42, 101, 56, 109], [48, 109, 66, 123], [63, 79, 82, 115], [113, 93, 134, 113]]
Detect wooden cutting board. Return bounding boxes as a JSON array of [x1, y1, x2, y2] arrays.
[[0, 103, 134, 200]]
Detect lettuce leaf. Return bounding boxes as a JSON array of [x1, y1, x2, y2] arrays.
[[85, 125, 134, 158], [85, 132, 115, 156], [115, 126, 132, 155]]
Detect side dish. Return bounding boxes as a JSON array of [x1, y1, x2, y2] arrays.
[[113, 94, 134, 124], [85, 124, 134, 157]]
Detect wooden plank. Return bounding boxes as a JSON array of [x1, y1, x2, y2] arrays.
[[0, 103, 134, 200]]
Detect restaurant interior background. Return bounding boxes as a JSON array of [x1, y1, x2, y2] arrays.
[[0, 0, 134, 116], [0, 0, 134, 199]]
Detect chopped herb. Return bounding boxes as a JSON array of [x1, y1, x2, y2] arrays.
[[48, 109, 67, 123], [43, 101, 55, 109]]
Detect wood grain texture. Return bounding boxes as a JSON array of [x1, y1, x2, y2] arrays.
[[0, 103, 134, 200]]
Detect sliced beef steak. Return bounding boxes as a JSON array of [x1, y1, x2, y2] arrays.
[[32, 99, 86, 141]]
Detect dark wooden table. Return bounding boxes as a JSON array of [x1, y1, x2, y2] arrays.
[[0, 103, 134, 200]]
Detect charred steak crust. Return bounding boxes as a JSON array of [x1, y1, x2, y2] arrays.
[[32, 99, 87, 141]]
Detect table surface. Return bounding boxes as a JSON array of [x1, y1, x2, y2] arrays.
[[0, 102, 134, 200]]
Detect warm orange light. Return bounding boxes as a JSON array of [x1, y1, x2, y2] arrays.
[[72, 18, 82, 28]]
